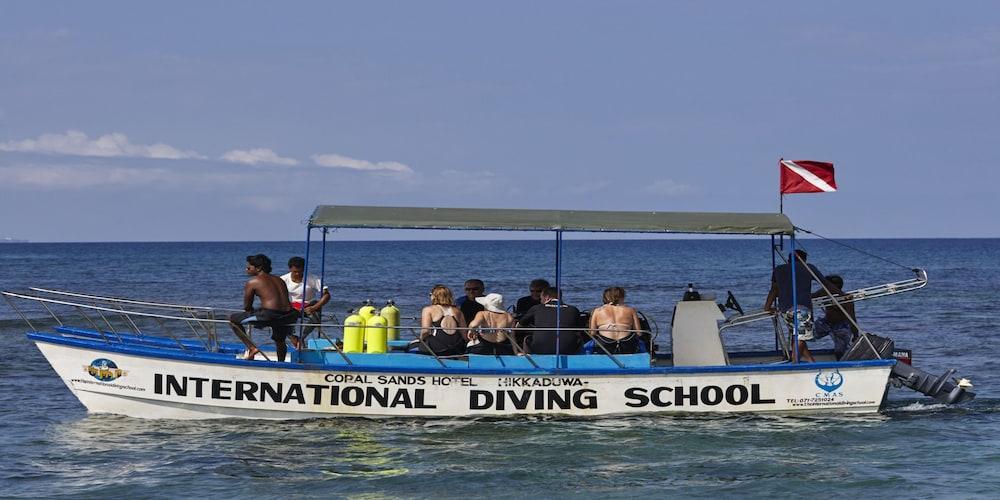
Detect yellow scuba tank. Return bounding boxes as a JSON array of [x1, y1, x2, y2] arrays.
[[358, 299, 376, 320], [380, 300, 400, 341], [343, 309, 365, 353], [365, 312, 388, 354]]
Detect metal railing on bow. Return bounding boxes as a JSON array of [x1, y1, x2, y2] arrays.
[[4, 289, 651, 370]]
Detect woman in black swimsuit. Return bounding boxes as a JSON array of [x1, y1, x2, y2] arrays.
[[413, 284, 468, 356]]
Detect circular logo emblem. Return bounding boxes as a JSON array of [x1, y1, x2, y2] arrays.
[[87, 358, 125, 381], [815, 370, 844, 393]]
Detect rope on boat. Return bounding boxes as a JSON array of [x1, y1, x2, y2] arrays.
[[793, 226, 918, 271]]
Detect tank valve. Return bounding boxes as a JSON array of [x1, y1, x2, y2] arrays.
[[682, 283, 701, 301]]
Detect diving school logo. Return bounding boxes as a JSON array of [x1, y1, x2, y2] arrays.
[[815, 369, 844, 393], [85, 358, 127, 382]]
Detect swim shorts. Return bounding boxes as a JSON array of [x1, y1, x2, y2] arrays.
[[814, 317, 854, 358], [782, 307, 815, 340], [229, 309, 297, 341]]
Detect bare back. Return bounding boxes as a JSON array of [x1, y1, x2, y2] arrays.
[[590, 304, 640, 340], [470, 310, 514, 343], [246, 274, 291, 312]]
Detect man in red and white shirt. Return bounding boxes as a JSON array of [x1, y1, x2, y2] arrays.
[[280, 256, 331, 336]]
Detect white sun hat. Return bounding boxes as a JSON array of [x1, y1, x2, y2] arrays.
[[475, 293, 506, 313]]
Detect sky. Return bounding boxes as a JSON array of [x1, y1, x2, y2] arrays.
[[1, 1, 997, 241]]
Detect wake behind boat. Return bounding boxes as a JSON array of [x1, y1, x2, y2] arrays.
[[4, 206, 976, 419]]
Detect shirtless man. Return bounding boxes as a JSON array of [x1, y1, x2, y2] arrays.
[[229, 254, 298, 361]]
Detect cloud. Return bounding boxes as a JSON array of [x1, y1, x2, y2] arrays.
[[0, 162, 246, 191], [643, 179, 694, 196], [311, 153, 413, 173], [441, 169, 495, 177], [0, 130, 204, 159], [230, 195, 294, 212], [438, 169, 505, 194], [0, 163, 172, 189], [221, 148, 299, 166]]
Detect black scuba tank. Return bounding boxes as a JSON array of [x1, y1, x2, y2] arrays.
[[682, 283, 701, 301]]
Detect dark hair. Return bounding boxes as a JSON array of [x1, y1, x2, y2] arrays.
[[790, 249, 807, 262], [246, 254, 272, 273], [827, 274, 844, 288], [530, 278, 550, 289], [542, 287, 560, 299], [465, 279, 484, 288], [288, 256, 305, 269]]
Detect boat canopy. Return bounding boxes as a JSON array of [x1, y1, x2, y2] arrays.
[[309, 205, 794, 235]]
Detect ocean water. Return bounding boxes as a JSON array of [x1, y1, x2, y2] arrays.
[[1, 239, 999, 498]]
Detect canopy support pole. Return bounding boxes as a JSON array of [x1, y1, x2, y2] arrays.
[[555, 229, 563, 370], [297, 225, 313, 364], [320, 228, 328, 297], [318, 227, 328, 338], [790, 232, 799, 363], [770, 235, 778, 353]]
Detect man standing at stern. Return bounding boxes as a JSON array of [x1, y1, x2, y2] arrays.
[[764, 249, 841, 362]]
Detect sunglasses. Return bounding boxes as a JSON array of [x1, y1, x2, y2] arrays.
[[465, 287, 482, 291]]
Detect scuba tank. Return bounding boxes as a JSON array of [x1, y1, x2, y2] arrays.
[[358, 299, 376, 320], [380, 300, 400, 341], [365, 312, 388, 354], [343, 309, 366, 353], [682, 283, 701, 301]]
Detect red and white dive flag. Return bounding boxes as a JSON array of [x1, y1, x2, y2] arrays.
[[779, 159, 837, 194]]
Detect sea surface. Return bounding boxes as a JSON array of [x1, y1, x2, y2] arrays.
[[1, 239, 999, 498]]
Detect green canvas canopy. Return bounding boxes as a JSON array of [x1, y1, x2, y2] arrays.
[[309, 205, 793, 235]]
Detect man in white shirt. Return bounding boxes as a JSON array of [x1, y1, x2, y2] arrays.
[[281, 256, 331, 336]]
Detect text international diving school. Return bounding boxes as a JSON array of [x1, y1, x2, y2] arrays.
[[152, 373, 777, 411]]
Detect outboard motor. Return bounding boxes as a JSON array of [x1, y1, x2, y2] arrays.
[[844, 333, 975, 404], [890, 363, 975, 404]]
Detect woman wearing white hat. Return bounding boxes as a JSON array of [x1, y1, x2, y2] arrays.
[[467, 293, 516, 355]]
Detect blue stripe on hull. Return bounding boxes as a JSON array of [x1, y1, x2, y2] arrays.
[[27, 331, 896, 376]]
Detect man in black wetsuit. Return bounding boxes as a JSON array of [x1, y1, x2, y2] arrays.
[[456, 278, 485, 323], [516, 287, 582, 354]]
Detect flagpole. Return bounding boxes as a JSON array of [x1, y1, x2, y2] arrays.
[[777, 158, 784, 252], [778, 157, 784, 214]]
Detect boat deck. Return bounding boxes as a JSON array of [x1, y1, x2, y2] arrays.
[[31, 326, 874, 375]]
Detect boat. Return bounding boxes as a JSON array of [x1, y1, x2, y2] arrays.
[[3, 205, 976, 419]]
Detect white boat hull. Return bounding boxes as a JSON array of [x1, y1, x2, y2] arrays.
[[36, 340, 893, 420]]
